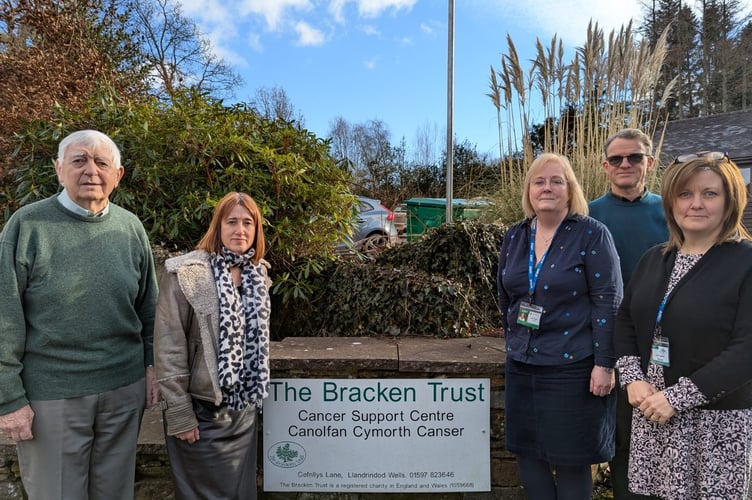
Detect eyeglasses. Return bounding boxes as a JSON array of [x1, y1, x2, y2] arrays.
[[605, 153, 647, 167], [531, 177, 567, 188], [673, 151, 728, 163]]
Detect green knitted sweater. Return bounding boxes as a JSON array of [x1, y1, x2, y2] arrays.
[[0, 195, 158, 414]]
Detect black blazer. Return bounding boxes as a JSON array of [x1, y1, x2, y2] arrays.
[[615, 240, 752, 410]]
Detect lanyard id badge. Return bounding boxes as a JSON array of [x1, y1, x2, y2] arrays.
[[650, 292, 671, 366], [519, 218, 551, 330], [650, 336, 670, 366], [517, 302, 544, 329]]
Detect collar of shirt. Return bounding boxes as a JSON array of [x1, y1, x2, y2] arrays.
[[57, 189, 110, 218], [608, 187, 649, 203], [525, 213, 580, 229]]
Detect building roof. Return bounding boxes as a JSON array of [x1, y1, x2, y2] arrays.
[[655, 108, 752, 168], [654, 108, 752, 231]]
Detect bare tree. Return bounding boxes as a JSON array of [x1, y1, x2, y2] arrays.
[[251, 85, 304, 124], [412, 120, 441, 167], [352, 119, 393, 193], [328, 116, 353, 166], [132, 0, 242, 101], [327, 117, 407, 201]]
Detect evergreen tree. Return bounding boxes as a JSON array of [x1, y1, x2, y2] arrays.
[[639, 0, 700, 119], [639, 0, 750, 118], [731, 21, 752, 109]]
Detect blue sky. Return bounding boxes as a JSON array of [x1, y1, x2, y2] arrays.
[[178, 0, 748, 161]]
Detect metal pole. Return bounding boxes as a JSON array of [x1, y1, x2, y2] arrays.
[[445, 0, 455, 224]]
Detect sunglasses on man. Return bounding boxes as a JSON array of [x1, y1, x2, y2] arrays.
[[605, 153, 648, 167]]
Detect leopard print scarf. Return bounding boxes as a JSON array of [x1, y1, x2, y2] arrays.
[[210, 246, 270, 410]]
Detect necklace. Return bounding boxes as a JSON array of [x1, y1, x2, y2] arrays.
[[538, 233, 554, 245], [533, 216, 560, 246]]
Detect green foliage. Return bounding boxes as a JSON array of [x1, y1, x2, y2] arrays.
[[276, 221, 506, 339], [639, 0, 751, 119], [6, 88, 356, 302], [377, 220, 505, 328], [446, 139, 499, 199]]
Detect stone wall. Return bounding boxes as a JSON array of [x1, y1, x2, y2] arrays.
[[1, 336, 523, 499]]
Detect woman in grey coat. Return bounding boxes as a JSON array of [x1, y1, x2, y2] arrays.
[[155, 192, 271, 499]]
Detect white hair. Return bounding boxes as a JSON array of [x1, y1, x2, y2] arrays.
[[57, 130, 121, 168]]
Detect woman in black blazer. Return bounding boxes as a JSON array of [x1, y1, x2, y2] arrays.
[[614, 152, 752, 500]]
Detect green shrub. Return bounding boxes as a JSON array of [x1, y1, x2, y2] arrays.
[[286, 262, 478, 338], [6, 89, 356, 302], [275, 221, 506, 338], [377, 220, 505, 329]]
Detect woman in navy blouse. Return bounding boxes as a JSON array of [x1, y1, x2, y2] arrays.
[[497, 153, 623, 499]]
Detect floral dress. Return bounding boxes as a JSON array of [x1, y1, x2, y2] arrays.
[[616, 252, 752, 500]]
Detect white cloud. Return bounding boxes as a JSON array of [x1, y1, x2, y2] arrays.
[[182, 0, 426, 59], [170, 0, 244, 70], [179, 0, 234, 26], [327, 0, 418, 22], [294, 21, 326, 46], [364, 57, 378, 69], [239, 0, 313, 31], [533, 0, 641, 44], [204, 28, 249, 67], [476, 0, 642, 46], [247, 32, 263, 53], [328, 0, 348, 23], [420, 19, 442, 36], [355, 0, 417, 18], [361, 24, 381, 36]]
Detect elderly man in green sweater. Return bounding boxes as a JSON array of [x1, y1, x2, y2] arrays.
[[0, 130, 159, 499], [589, 128, 668, 500]]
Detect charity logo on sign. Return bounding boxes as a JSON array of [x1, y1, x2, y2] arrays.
[[267, 441, 307, 468]]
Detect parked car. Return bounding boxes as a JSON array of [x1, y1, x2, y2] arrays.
[[338, 196, 398, 253]]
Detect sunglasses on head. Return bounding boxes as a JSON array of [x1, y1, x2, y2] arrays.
[[673, 151, 729, 163], [605, 153, 647, 167]]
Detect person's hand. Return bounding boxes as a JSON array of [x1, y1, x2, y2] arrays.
[[590, 366, 615, 397], [638, 391, 676, 425], [0, 405, 35, 442], [176, 427, 200, 444], [145, 366, 161, 407], [625, 380, 657, 408]]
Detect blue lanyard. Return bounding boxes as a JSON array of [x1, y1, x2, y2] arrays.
[[656, 292, 669, 325], [528, 218, 552, 299]]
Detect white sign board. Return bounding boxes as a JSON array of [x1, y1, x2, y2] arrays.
[[263, 378, 490, 493]]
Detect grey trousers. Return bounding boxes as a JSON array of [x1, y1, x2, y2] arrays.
[[16, 378, 145, 500]]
